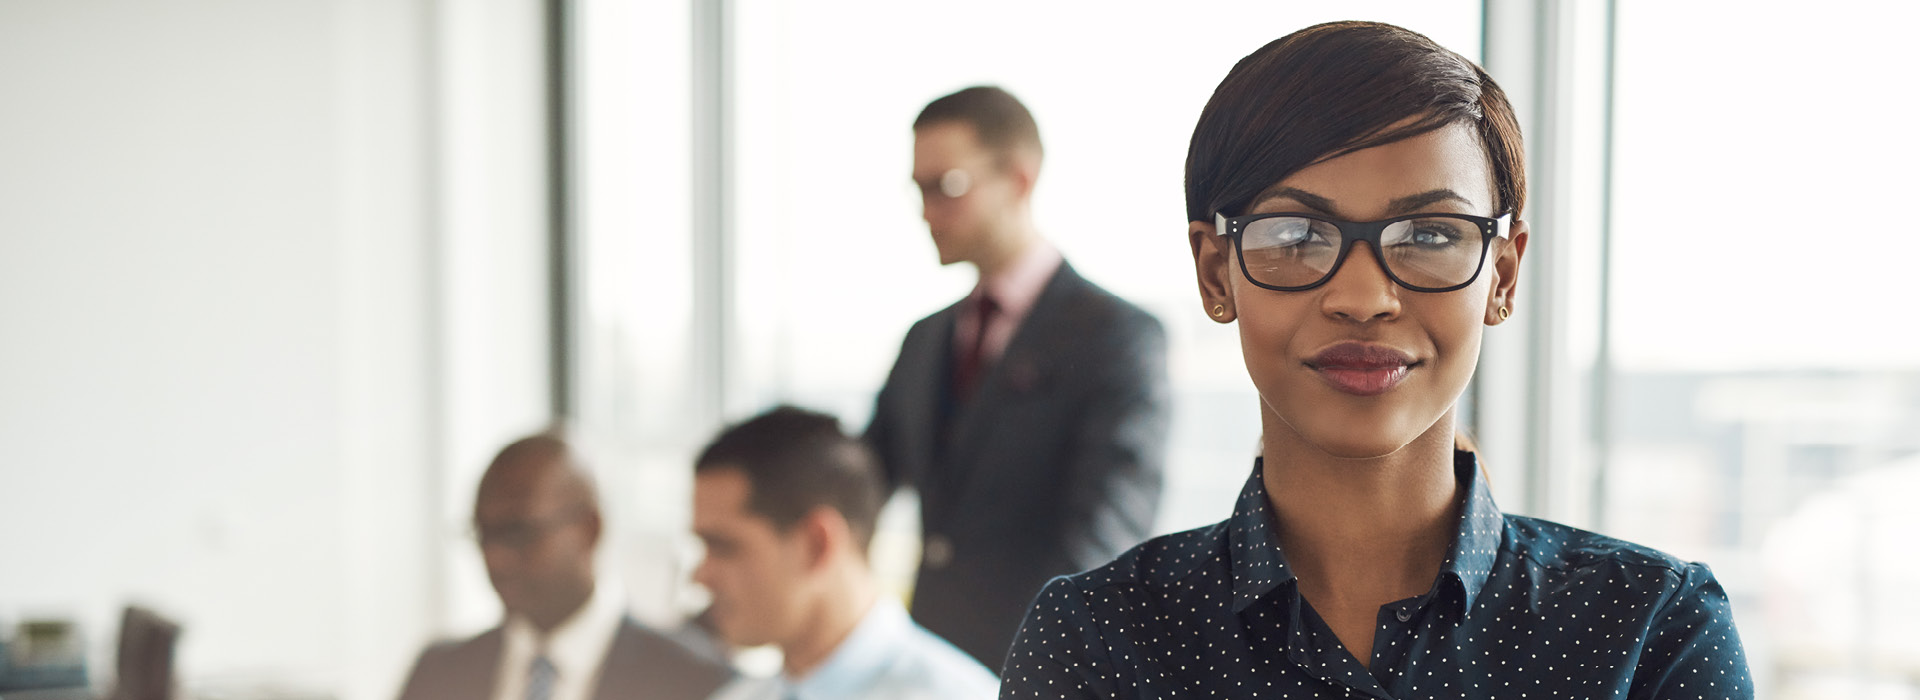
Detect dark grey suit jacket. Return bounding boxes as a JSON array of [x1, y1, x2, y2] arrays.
[[865, 260, 1171, 670], [394, 617, 731, 700]]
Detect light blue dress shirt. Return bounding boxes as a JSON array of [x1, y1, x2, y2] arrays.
[[715, 597, 999, 700]]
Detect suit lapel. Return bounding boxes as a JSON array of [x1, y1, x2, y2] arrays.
[[458, 628, 506, 700], [939, 263, 1083, 508], [590, 619, 641, 700], [899, 303, 961, 496]]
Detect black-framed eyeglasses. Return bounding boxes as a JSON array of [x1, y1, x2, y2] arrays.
[[1214, 211, 1512, 293]]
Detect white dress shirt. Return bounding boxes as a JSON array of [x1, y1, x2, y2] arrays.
[[492, 581, 626, 700], [712, 597, 999, 700]]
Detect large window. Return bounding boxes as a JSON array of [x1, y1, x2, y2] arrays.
[[725, 0, 1481, 532], [721, 1, 1482, 593], [571, 2, 1920, 694], [572, 0, 1483, 624], [1598, 3, 1920, 697]]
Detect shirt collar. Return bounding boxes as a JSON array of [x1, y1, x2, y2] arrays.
[[1227, 458, 1294, 614], [971, 239, 1061, 321], [788, 597, 909, 699], [1226, 451, 1506, 615], [502, 578, 628, 686], [1440, 449, 1504, 610]]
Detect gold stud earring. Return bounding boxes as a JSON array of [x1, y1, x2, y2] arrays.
[[1212, 304, 1226, 318], [1497, 306, 1511, 321]]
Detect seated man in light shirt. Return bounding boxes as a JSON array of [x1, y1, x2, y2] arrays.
[[397, 430, 732, 700], [692, 406, 1000, 700]]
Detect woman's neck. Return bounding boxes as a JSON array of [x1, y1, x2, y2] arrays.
[[1261, 417, 1462, 609]]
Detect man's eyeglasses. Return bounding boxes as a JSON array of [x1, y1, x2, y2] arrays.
[[1214, 211, 1512, 293], [473, 512, 585, 551]]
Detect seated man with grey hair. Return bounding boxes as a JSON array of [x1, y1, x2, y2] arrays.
[[398, 430, 732, 700]]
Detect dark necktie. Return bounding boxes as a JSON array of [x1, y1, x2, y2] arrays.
[[952, 294, 999, 401], [526, 655, 556, 700]]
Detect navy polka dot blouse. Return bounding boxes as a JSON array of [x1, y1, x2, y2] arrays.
[[999, 451, 1752, 699]]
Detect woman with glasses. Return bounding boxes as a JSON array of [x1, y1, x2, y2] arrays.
[[998, 21, 1751, 699]]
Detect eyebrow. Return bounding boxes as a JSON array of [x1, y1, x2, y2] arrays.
[[1248, 187, 1476, 218]]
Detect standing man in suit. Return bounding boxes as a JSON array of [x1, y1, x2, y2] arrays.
[[865, 86, 1172, 669], [397, 431, 732, 700]]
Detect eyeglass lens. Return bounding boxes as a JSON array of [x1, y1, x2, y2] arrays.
[[1239, 216, 1485, 289]]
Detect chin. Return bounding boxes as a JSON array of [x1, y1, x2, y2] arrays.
[[1284, 407, 1431, 460], [1311, 435, 1410, 460]]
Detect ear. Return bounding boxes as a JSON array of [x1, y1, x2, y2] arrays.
[[1484, 219, 1529, 325], [580, 508, 604, 549], [1006, 150, 1041, 200], [797, 506, 847, 574], [1190, 219, 1237, 323]]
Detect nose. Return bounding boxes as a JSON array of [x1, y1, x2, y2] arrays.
[[1319, 243, 1401, 323], [691, 553, 716, 589], [922, 195, 942, 226]]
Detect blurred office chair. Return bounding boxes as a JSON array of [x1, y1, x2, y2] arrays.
[[103, 606, 179, 700]]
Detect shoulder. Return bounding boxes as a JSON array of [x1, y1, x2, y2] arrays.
[[396, 628, 502, 700], [1500, 514, 1729, 608], [1048, 263, 1163, 337], [604, 618, 734, 698], [878, 301, 963, 377], [1503, 514, 1696, 578], [706, 676, 779, 700], [887, 624, 1002, 697], [413, 626, 499, 669], [1002, 526, 1227, 697], [907, 299, 964, 334], [1497, 519, 1752, 695], [1033, 520, 1228, 610]]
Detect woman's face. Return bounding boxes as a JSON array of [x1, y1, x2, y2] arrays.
[[1189, 122, 1528, 460]]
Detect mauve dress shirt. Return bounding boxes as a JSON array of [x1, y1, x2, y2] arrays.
[[1000, 451, 1753, 699], [952, 240, 1062, 366]]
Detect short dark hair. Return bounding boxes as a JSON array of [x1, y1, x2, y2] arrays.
[[694, 406, 886, 552], [914, 85, 1044, 161], [1184, 21, 1525, 223]]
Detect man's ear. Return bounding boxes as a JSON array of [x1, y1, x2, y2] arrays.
[[798, 506, 849, 573], [1006, 150, 1041, 199], [579, 508, 604, 549], [1485, 220, 1529, 325], [1191, 220, 1237, 323]]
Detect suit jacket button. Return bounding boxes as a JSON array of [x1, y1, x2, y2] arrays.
[[923, 535, 954, 569]]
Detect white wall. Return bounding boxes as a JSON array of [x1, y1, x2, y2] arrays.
[[0, 2, 551, 699]]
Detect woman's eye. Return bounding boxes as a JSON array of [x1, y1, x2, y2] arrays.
[[1248, 218, 1329, 248], [1389, 222, 1467, 248], [1274, 226, 1312, 245]]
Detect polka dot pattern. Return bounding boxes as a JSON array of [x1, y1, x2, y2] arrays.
[[998, 452, 1754, 699]]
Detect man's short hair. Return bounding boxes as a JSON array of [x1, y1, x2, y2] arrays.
[[914, 85, 1043, 161], [694, 406, 886, 552]]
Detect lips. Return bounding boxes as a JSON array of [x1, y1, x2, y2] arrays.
[[1305, 342, 1419, 396]]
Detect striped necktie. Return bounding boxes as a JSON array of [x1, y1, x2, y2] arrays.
[[526, 655, 557, 700]]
